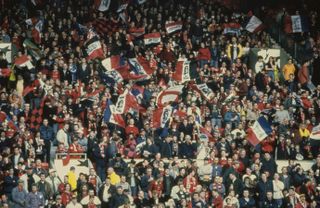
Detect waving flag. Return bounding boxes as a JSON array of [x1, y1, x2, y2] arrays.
[[193, 83, 214, 100], [157, 85, 184, 107], [94, 0, 111, 11], [0, 43, 12, 63], [0, 111, 19, 132], [25, 17, 38, 26], [247, 116, 272, 146], [85, 37, 104, 60], [172, 60, 191, 83], [14, 55, 34, 70], [310, 124, 320, 146], [115, 89, 141, 114], [129, 27, 145, 38], [199, 126, 214, 141], [102, 55, 121, 70], [103, 99, 126, 128], [152, 106, 173, 129], [23, 39, 42, 61], [144, 32, 161, 45], [245, 15, 263, 33], [32, 19, 43, 44], [129, 57, 154, 76], [165, 21, 183, 34], [223, 23, 241, 36], [284, 15, 309, 33]]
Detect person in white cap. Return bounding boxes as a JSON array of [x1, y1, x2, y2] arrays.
[[46, 169, 61, 197]]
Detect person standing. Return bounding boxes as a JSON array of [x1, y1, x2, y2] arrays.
[[39, 119, 54, 163], [25, 184, 45, 208], [11, 180, 27, 208]]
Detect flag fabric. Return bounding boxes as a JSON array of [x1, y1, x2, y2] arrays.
[[62, 154, 71, 166], [144, 32, 161, 45], [0, 111, 19, 132], [129, 27, 145, 38], [247, 116, 272, 146], [0, 68, 11, 77], [114, 89, 141, 114], [25, 17, 38, 26], [310, 124, 320, 146], [245, 15, 263, 33], [156, 85, 184, 107], [23, 39, 42, 60], [284, 15, 309, 33], [199, 126, 214, 141], [103, 99, 126, 128], [94, 0, 111, 11], [129, 57, 154, 76], [223, 23, 241, 35], [14, 55, 34, 70], [91, 18, 119, 36], [102, 62, 146, 82], [85, 37, 104, 60], [0, 43, 12, 63], [152, 106, 173, 129], [32, 19, 43, 44], [165, 21, 183, 34], [101, 55, 121, 70], [172, 60, 191, 83], [193, 83, 214, 100]]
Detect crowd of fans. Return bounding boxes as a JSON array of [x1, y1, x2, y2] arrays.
[[0, 0, 320, 207]]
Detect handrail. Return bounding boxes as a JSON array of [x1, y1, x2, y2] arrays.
[[55, 153, 87, 160]]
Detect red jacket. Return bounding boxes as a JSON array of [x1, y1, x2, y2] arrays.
[[298, 64, 309, 85], [197, 48, 211, 61], [212, 195, 223, 208]]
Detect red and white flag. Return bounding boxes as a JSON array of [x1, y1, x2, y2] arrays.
[[165, 21, 183, 34], [25, 17, 38, 26], [172, 60, 190, 83], [129, 27, 145, 38], [32, 19, 43, 44], [247, 116, 272, 146], [94, 0, 111, 11], [85, 37, 104, 60], [129, 57, 155, 76], [14, 55, 34, 70], [152, 105, 173, 129], [245, 15, 263, 33], [193, 83, 214, 100], [144, 32, 161, 45], [101, 55, 121, 70], [223, 23, 241, 35], [102, 63, 146, 82], [114, 89, 141, 114], [157, 85, 184, 107]]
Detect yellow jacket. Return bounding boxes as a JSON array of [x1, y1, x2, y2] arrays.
[[282, 63, 296, 80], [67, 171, 77, 191], [299, 128, 310, 138], [108, 172, 120, 185], [227, 43, 243, 60]]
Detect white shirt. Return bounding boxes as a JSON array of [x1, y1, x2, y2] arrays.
[[255, 61, 264, 73], [66, 202, 83, 208], [56, 129, 69, 148], [273, 180, 284, 199]]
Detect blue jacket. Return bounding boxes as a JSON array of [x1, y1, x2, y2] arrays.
[[39, 125, 54, 141], [25, 192, 45, 208], [11, 187, 27, 208], [239, 197, 255, 208]]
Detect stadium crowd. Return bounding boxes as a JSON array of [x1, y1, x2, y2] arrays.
[[0, 0, 320, 207]]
